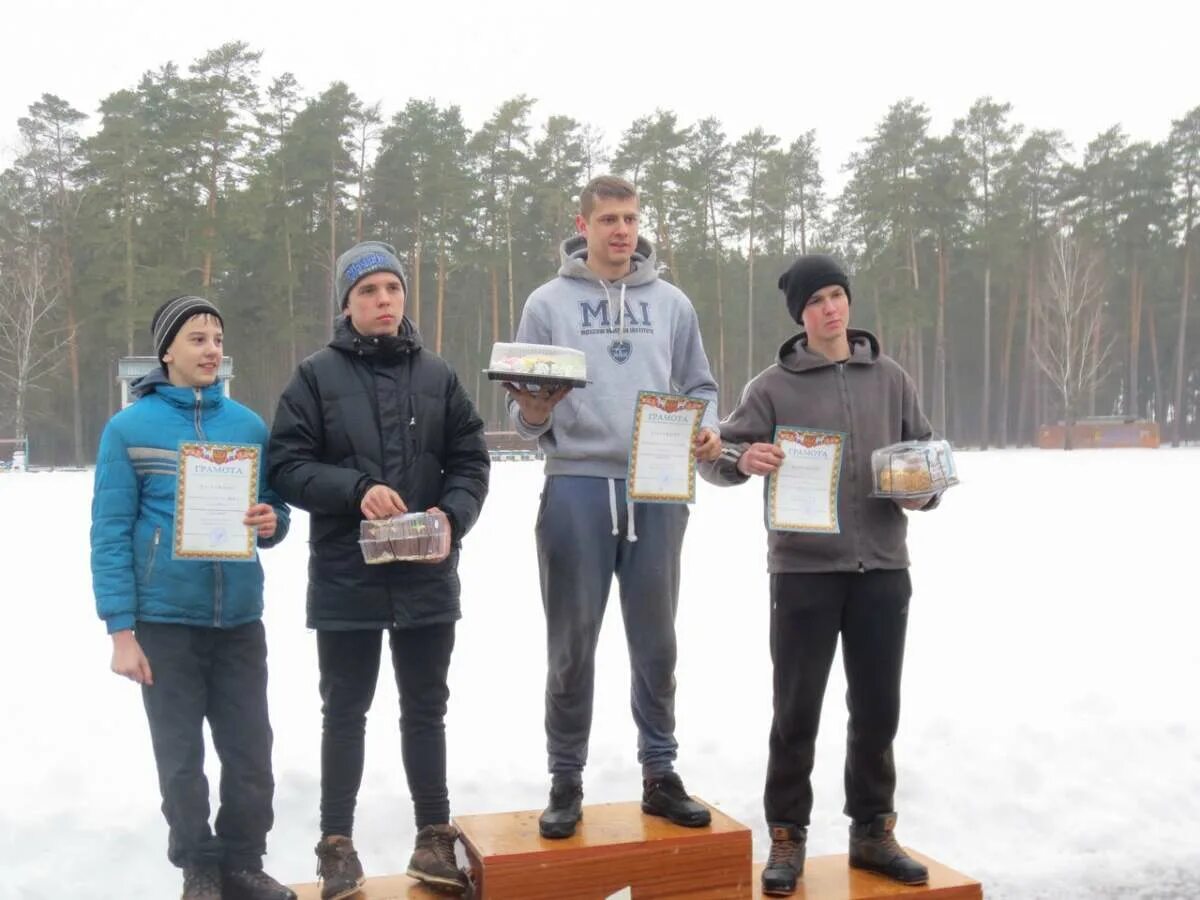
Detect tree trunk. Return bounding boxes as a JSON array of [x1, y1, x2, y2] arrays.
[[411, 215, 422, 331], [436, 232, 446, 355], [124, 193, 136, 355], [999, 279, 1020, 446], [933, 240, 947, 436], [1175, 238, 1192, 445], [327, 155, 337, 339], [1147, 301, 1163, 425], [1016, 247, 1036, 446], [981, 265, 992, 449], [1129, 259, 1142, 417], [284, 226, 297, 371], [505, 203, 515, 340]]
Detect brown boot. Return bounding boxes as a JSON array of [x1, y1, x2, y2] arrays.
[[848, 812, 928, 885], [761, 824, 807, 895], [407, 824, 469, 894], [314, 835, 365, 900]]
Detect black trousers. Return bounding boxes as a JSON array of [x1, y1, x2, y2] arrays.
[[764, 569, 912, 827], [138, 620, 275, 870], [317, 623, 455, 836]]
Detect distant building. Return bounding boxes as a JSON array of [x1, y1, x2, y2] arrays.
[[116, 356, 234, 409], [1037, 416, 1159, 449]]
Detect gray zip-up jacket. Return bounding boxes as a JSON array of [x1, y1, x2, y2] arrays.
[[700, 328, 934, 573], [509, 235, 720, 479]]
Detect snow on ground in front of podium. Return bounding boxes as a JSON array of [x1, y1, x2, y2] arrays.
[[2, 448, 1199, 899]]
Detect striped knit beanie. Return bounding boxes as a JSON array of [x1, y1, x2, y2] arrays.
[[151, 295, 224, 363]]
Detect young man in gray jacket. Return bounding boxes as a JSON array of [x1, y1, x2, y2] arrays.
[[700, 255, 936, 895], [507, 175, 720, 838]]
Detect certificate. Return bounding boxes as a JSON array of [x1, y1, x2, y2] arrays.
[[627, 391, 708, 503], [173, 442, 260, 560], [767, 428, 845, 533]]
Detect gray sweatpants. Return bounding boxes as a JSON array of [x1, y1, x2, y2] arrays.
[[535, 474, 689, 779]]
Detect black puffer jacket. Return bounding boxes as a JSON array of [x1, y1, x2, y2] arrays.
[[268, 316, 489, 630]]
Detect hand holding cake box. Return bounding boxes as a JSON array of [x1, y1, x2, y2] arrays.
[[870, 439, 959, 500]]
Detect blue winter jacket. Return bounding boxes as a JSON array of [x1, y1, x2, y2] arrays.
[[91, 370, 290, 634]]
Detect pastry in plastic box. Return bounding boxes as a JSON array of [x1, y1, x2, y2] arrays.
[[484, 342, 588, 388], [871, 440, 959, 498], [359, 511, 450, 564]]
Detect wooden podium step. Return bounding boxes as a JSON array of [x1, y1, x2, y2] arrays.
[[454, 799, 753, 899], [291, 872, 438, 899], [751, 853, 982, 899]]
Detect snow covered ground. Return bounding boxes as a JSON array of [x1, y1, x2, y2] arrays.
[[2, 448, 1198, 899]]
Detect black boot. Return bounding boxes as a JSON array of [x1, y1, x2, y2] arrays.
[[641, 773, 711, 827], [223, 868, 298, 900], [848, 812, 928, 885], [181, 864, 222, 900], [314, 835, 366, 900], [538, 777, 584, 839], [407, 824, 469, 894], [761, 824, 807, 896]]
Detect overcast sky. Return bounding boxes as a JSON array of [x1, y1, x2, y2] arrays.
[[2, 0, 1197, 189]]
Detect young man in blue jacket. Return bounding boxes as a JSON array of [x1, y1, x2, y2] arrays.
[[91, 296, 294, 900]]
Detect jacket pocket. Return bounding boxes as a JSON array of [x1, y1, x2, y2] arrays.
[[140, 526, 162, 586]]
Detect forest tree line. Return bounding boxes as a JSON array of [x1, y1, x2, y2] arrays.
[[1, 41, 1197, 465]]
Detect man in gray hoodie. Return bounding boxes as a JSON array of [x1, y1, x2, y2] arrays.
[[700, 255, 936, 895], [507, 175, 720, 838]]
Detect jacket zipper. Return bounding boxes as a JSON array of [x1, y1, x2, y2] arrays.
[[192, 387, 222, 625], [836, 363, 866, 571], [143, 526, 161, 585]]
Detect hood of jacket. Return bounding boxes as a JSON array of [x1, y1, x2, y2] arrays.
[[777, 328, 881, 374], [557, 234, 661, 287]]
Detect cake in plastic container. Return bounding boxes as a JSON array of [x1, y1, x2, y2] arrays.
[[484, 342, 588, 387], [359, 511, 450, 564], [870, 439, 959, 498]]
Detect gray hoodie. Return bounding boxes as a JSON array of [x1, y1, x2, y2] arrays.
[[699, 328, 934, 573], [509, 235, 720, 479]]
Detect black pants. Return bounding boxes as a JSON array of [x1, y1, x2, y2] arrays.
[[764, 569, 911, 827], [138, 620, 275, 870], [317, 623, 455, 836]]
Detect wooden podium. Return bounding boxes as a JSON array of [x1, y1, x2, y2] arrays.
[[290, 803, 982, 900], [454, 799, 752, 899], [751, 854, 982, 899]]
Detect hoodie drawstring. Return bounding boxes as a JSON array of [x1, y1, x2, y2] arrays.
[[600, 282, 628, 339], [606, 478, 639, 543]]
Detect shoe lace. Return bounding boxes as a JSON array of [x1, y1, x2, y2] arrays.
[[767, 838, 798, 867], [316, 839, 358, 878], [430, 827, 458, 867]]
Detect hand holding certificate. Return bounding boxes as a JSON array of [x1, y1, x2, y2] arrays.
[[628, 392, 709, 503], [174, 442, 261, 560], [767, 428, 845, 533]]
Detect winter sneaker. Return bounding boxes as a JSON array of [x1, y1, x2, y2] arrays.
[[314, 835, 366, 900], [538, 777, 584, 839], [761, 824, 807, 896], [181, 864, 223, 900], [222, 867, 298, 900], [641, 773, 712, 827], [407, 824, 469, 894], [848, 812, 929, 885]]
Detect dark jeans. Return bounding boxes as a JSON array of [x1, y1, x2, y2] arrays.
[[764, 569, 912, 827], [535, 475, 688, 779], [317, 623, 455, 836], [138, 620, 275, 871]]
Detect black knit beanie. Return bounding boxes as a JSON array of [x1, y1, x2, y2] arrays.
[[151, 295, 223, 363], [778, 254, 852, 324]]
